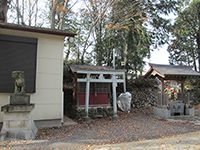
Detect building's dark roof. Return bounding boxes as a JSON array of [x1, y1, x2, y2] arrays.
[[0, 23, 76, 37], [70, 65, 125, 73], [145, 63, 200, 78]]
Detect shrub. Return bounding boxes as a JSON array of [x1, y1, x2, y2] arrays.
[[127, 77, 159, 90], [70, 107, 113, 119]]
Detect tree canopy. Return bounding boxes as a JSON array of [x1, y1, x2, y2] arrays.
[[168, 0, 200, 71], [2, 0, 186, 77]]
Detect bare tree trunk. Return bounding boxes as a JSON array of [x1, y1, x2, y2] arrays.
[[35, 0, 38, 26], [51, 0, 57, 29], [58, 0, 69, 29], [15, 0, 25, 25], [16, 0, 20, 24], [81, 0, 115, 64], [28, 0, 31, 26], [0, 0, 7, 23], [81, 26, 93, 64], [191, 49, 197, 71], [197, 8, 200, 72], [197, 34, 200, 72], [124, 41, 128, 69], [65, 50, 70, 61], [22, 0, 25, 24]]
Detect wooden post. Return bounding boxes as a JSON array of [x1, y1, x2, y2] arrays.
[[161, 80, 164, 106], [181, 81, 185, 103], [112, 74, 118, 118], [123, 73, 126, 92], [85, 73, 90, 118]]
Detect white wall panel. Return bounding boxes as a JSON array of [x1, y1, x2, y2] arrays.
[[0, 28, 64, 121]]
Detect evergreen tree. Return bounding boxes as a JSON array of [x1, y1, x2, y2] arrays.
[[168, 0, 200, 71]]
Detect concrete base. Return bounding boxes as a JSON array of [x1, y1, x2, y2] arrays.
[[153, 106, 195, 119], [1, 104, 34, 112], [1, 104, 37, 140], [153, 106, 170, 119], [187, 108, 195, 116], [35, 117, 77, 129], [195, 109, 200, 117]]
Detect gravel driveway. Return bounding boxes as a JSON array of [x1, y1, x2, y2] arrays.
[[1, 107, 200, 149]]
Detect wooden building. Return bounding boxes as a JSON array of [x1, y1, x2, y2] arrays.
[[144, 63, 200, 118]]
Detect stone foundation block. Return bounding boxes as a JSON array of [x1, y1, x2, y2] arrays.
[[10, 94, 30, 105]]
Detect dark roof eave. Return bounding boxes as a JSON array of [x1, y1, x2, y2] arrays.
[[70, 65, 125, 73], [0, 23, 76, 37], [164, 74, 200, 77], [72, 69, 126, 73], [147, 73, 200, 80]]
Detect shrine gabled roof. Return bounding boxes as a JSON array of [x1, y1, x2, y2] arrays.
[[70, 65, 125, 73], [144, 63, 200, 79]]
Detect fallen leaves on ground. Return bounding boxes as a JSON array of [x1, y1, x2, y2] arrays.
[[1, 107, 200, 149], [35, 107, 200, 145]]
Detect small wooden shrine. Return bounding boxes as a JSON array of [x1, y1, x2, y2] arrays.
[[144, 63, 200, 118], [64, 65, 126, 118]]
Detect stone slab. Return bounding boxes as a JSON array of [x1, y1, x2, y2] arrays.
[[10, 94, 30, 105], [1, 104, 34, 113]]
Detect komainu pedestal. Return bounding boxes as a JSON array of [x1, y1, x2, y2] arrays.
[[10, 94, 30, 105], [1, 104, 37, 140], [0, 71, 37, 140]]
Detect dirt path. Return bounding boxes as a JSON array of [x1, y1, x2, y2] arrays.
[[90, 131, 200, 150]]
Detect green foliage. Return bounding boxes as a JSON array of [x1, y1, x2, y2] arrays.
[[168, 0, 200, 71], [188, 78, 200, 104], [63, 0, 181, 77], [5, 0, 184, 76], [144, 0, 182, 47], [63, 62, 71, 83], [104, 0, 181, 77], [64, 14, 94, 64], [70, 107, 113, 119], [127, 77, 159, 90]]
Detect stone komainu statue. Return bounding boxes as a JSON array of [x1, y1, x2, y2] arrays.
[[12, 71, 25, 94]]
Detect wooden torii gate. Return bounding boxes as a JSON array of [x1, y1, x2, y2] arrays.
[[76, 69, 126, 118]]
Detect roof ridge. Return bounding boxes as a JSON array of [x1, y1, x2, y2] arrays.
[[149, 63, 192, 68], [0, 23, 76, 37]]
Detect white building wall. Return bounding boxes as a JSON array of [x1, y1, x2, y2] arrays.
[[0, 28, 64, 121]]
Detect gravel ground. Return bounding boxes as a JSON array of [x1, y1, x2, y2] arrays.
[[1, 107, 200, 149]]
